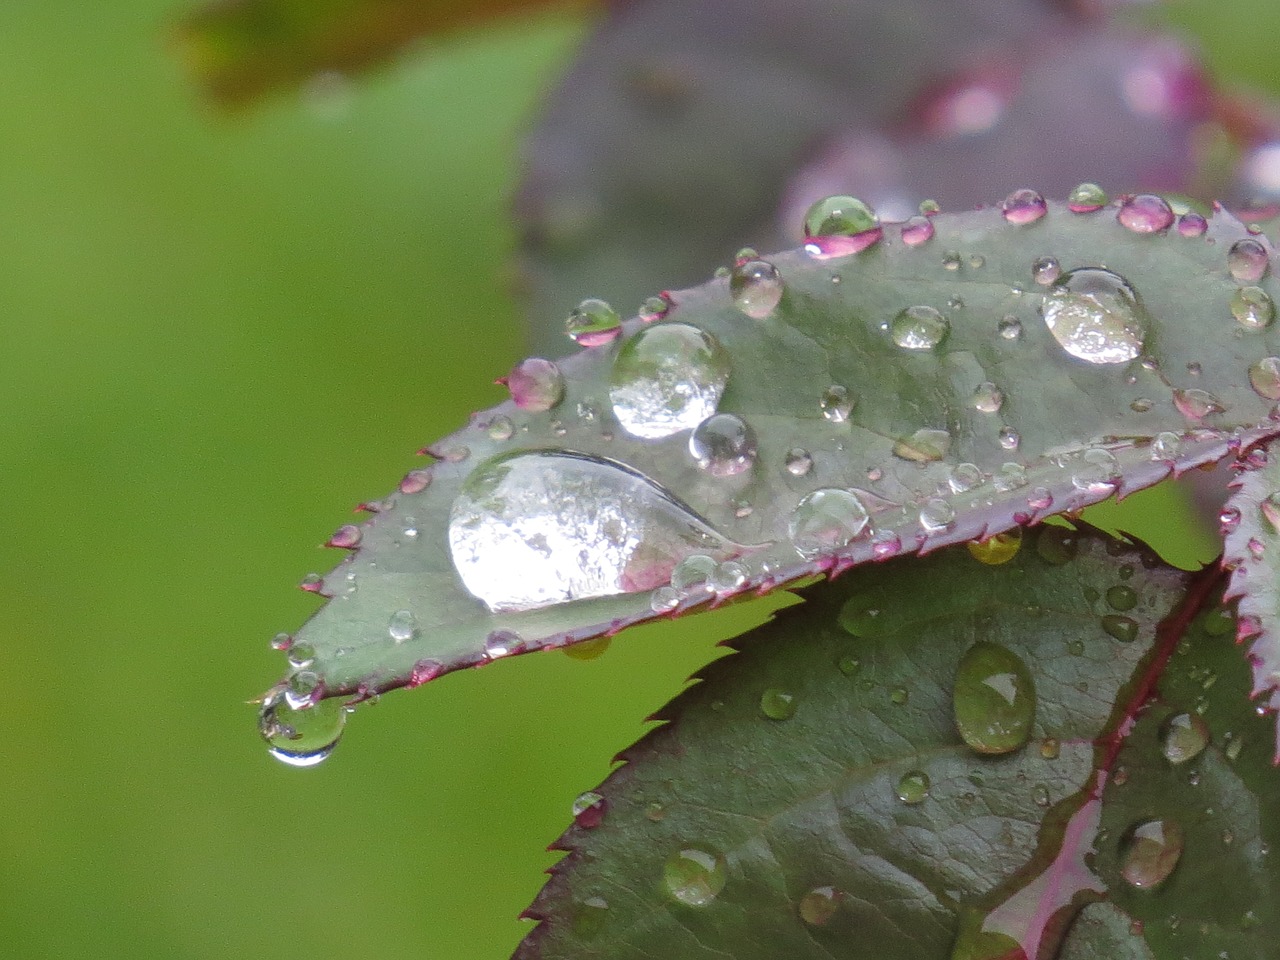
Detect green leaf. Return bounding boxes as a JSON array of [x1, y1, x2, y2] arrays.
[[513, 528, 1280, 959], [270, 200, 1280, 723]]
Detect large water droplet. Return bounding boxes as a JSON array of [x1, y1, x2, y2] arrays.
[[896, 770, 931, 804], [803, 195, 882, 258], [730, 259, 784, 319], [506, 357, 565, 412], [1067, 182, 1107, 213], [1002, 188, 1047, 225], [259, 693, 346, 767], [1117, 194, 1174, 233], [1041, 268, 1147, 365], [892, 305, 949, 350], [1160, 712, 1210, 764], [566, 298, 622, 347], [610, 323, 730, 439], [1227, 238, 1270, 283], [1230, 285, 1275, 329], [689, 413, 757, 477], [788, 489, 870, 558], [449, 451, 735, 611], [1120, 819, 1184, 889], [663, 846, 727, 906], [954, 642, 1036, 755]]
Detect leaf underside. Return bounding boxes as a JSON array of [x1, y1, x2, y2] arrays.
[[515, 528, 1280, 960]]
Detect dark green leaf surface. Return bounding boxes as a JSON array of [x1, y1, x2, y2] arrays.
[[514, 529, 1280, 959]]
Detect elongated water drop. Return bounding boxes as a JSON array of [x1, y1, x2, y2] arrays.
[[449, 451, 735, 611], [1117, 194, 1174, 233], [893, 428, 951, 463], [1160, 712, 1209, 764], [954, 642, 1036, 755], [1120, 819, 1184, 889], [788, 489, 870, 558], [1173, 387, 1225, 420], [689, 413, 757, 476], [663, 846, 727, 906], [1041, 268, 1147, 365], [803, 195, 882, 258], [730, 259, 784, 319], [259, 693, 346, 767], [610, 323, 730, 439]]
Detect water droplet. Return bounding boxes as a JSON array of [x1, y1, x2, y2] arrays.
[[286, 642, 315, 669], [942, 250, 962, 271], [485, 415, 514, 442], [1249, 357, 1280, 399], [285, 671, 321, 709], [953, 642, 1036, 755], [837, 655, 861, 677], [328, 524, 361, 549], [671, 554, 718, 593], [610, 323, 730, 439], [972, 382, 1004, 413], [1227, 238, 1270, 283], [1027, 487, 1053, 511], [1151, 431, 1182, 461], [663, 846, 727, 906], [1121, 819, 1184, 889], [650, 585, 680, 613], [1160, 712, 1210, 764], [1068, 182, 1108, 213], [259, 692, 346, 767], [711, 560, 748, 593], [993, 462, 1028, 493], [997, 315, 1023, 340], [484, 629, 523, 659], [1262, 492, 1280, 532], [998, 427, 1021, 451], [449, 451, 735, 610], [638, 295, 671, 323], [891, 305, 949, 350], [571, 896, 609, 939], [820, 384, 854, 422], [1071, 448, 1120, 492], [799, 886, 840, 925], [387, 609, 418, 643], [1037, 526, 1078, 565], [1173, 387, 1226, 420], [730, 259, 784, 319], [1101, 615, 1139, 643], [760, 687, 797, 720], [566, 298, 622, 347], [1032, 256, 1061, 286], [784, 447, 813, 477], [1230, 285, 1275, 329], [563, 636, 611, 661], [949, 462, 985, 493], [1117, 194, 1174, 233], [919, 498, 955, 533], [400, 468, 432, 495], [893, 428, 951, 463], [968, 530, 1022, 565], [1033, 784, 1051, 807], [1219, 505, 1241, 531], [788, 489, 870, 558], [803, 195, 882, 258], [1177, 212, 1208, 237], [572, 790, 607, 828], [895, 770, 931, 804], [890, 687, 910, 705], [1041, 268, 1147, 365], [871, 529, 902, 559], [689, 413, 757, 477], [901, 215, 935, 246], [644, 801, 666, 821], [507, 358, 565, 412], [1041, 738, 1060, 760], [1002, 188, 1047, 225]]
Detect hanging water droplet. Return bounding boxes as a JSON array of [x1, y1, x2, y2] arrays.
[[891, 305, 949, 350], [993, 462, 1028, 493], [1041, 268, 1148, 365], [572, 790, 607, 828], [820, 384, 854, 422], [1032, 256, 1061, 286], [1068, 182, 1108, 213], [919, 498, 955, 533], [1002, 188, 1047, 225], [1117, 194, 1174, 233], [949, 462, 985, 493], [484, 629, 523, 659], [760, 687, 797, 720], [1120, 818, 1184, 889], [663, 846, 727, 906], [1071, 448, 1121, 492], [1160, 712, 1210, 764], [998, 427, 1021, 451], [893, 428, 952, 463], [1172, 387, 1226, 420], [711, 560, 748, 593], [953, 642, 1036, 755], [997, 315, 1023, 340], [449, 451, 736, 611], [1101, 615, 1139, 643], [729, 259, 784, 319], [1151, 431, 1183, 461], [788, 489, 870, 558], [609, 323, 730, 439], [259, 692, 346, 767], [1249, 357, 1280, 400], [971, 381, 1004, 413], [565, 298, 622, 347], [1230, 285, 1275, 329], [563, 636, 611, 661], [285, 671, 321, 709], [1227, 238, 1270, 283], [901, 215, 934, 246], [689, 413, 757, 477], [802, 195, 882, 258], [507, 358, 565, 412], [784, 447, 814, 477], [1037, 526, 1079, 565], [871, 529, 902, 559], [286, 642, 315, 669], [798, 887, 840, 926], [1177, 212, 1208, 237], [967, 530, 1022, 565], [896, 770, 931, 805]]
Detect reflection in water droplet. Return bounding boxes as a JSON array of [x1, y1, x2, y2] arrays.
[[1230, 285, 1275, 329], [896, 770, 931, 804], [972, 382, 1004, 413], [1067, 182, 1107, 213], [1027, 487, 1053, 511], [821, 384, 854, 422], [1041, 268, 1147, 365], [1177, 212, 1207, 237], [892, 305, 949, 349], [1227, 238, 1270, 283], [484, 629, 523, 659], [260, 693, 346, 767], [1117, 194, 1174, 233], [789, 489, 870, 558], [650, 586, 680, 613], [998, 316, 1023, 340], [664, 846, 727, 906], [998, 427, 1021, 451], [890, 687, 910, 705], [968, 530, 1022, 565], [1106, 585, 1138, 611], [638, 295, 671, 323], [1172, 387, 1226, 420], [449, 451, 735, 611], [486, 416, 514, 441], [610, 323, 730, 439], [572, 790, 607, 828], [901, 216, 934, 246], [1121, 819, 1184, 889], [1032, 256, 1061, 286], [1101, 615, 1139, 643], [1160, 712, 1210, 764], [1071, 448, 1121, 493], [994, 462, 1028, 493], [760, 687, 797, 720], [785, 447, 813, 477], [803, 195, 882, 258], [949, 462, 984, 493], [919, 498, 955, 533], [893, 428, 952, 463], [571, 896, 609, 939], [954, 642, 1036, 754], [1249, 357, 1280, 400], [671, 554, 717, 592], [1002, 189, 1047, 225], [689, 413, 757, 477], [566, 298, 622, 347], [286, 642, 314, 668], [730, 259, 784, 319], [799, 886, 840, 926], [1151, 431, 1183, 461], [388, 609, 417, 643]]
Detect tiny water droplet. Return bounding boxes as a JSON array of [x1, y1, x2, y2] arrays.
[[1068, 182, 1107, 213], [1160, 712, 1210, 764], [784, 447, 814, 477], [260, 692, 346, 767], [689, 413, 757, 476], [967, 530, 1022, 565], [1041, 738, 1060, 760], [760, 687, 797, 720], [671, 554, 717, 593], [901, 215, 934, 246], [711, 560, 748, 593], [919, 498, 955, 533], [730, 259, 784, 319], [663, 846, 727, 906], [820, 384, 854, 422], [1177, 212, 1208, 237], [1033, 784, 1051, 807], [1225, 733, 1245, 761], [1002, 188, 1047, 225], [997, 315, 1023, 340], [838, 655, 861, 677], [942, 250, 962, 271], [1042, 268, 1147, 365], [1173, 387, 1226, 420], [799, 887, 840, 926], [954, 642, 1036, 755], [891, 305, 949, 350], [1101, 615, 1139, 643], [1248, 357, 1280, 400], [1106, 585, 1138, 611], [1227, 238, 1270, 283], [893, 428, 952, 463], [788, 489, 870, 558], [1121, 819, 1184, 889], [896, 770, 931, 804], [572, 790, 607, 828], [566, 298, 622, 347], [972, 381, 1004, 413], [1032, 256, 1061, 286], [1117, 194, 1174, 233], [1071, 448, 1121, 492], [645, 801, 666, 821], [610, 323, 730, 439], [1229, 285, 1275, 329], [803, 195, 882, 258]]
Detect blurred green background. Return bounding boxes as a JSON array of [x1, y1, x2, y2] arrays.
[[0, 2, 1272, 958]]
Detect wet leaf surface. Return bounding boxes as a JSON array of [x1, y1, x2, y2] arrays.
[[514, 529, 1280, 959]]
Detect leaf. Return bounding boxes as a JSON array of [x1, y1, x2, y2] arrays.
[[269, 200, 1280, 723], [513, 528, 1280, 959], [172, 0, 568, 107], [1221, 437, 1280, 756]]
